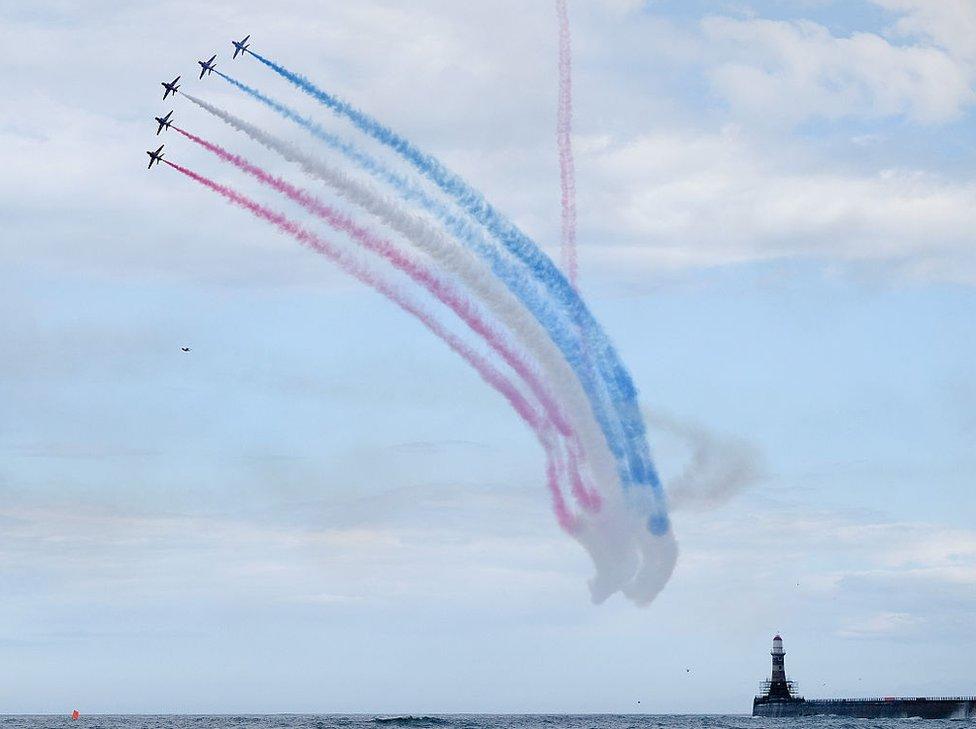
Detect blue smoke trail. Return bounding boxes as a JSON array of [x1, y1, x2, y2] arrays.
[[214, 72, 629, 495], [218, 65, 668, 534]]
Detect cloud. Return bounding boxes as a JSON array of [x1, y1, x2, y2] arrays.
[[837, 610, 923, 638], [701, 15, 975, 125], [597, 0, 648, 15], [580, 127, 976, 283], [0, 485, 585, 611], [667, 499, 976, 645], [874, 0, 976, 65]]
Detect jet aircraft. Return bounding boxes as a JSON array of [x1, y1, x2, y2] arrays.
[[161, 76, 180, 100], [154, 110, 174, 135], [198, 54, 217, 79], [146, 144, 165, 170], [232, 34, 250, 59]]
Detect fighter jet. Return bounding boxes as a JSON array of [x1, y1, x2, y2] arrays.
[[154, 110, 174, 135], [161, 75, 181, 100], [146, 144, 165, 170], [232, 34, 250, 59], [197, 54, 217, 79]]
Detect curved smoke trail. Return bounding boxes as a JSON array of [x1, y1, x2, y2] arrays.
[[236, 56, 667, 531], [178, 95, 616, 510], [171, 125, 600, 512], [208, 73, 633, 506], [163, 159, 579, 530], [556, 0, 578, 285]]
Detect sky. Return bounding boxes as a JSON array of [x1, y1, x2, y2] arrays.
[[2, 0, 976, 715]]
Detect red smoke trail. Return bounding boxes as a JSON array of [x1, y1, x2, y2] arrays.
[[163, 159, 580, 530], [557, 0, 578, 285], [556, 1, 598, 512], [172, 126, 601, 512]]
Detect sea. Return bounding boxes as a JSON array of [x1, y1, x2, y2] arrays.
[[1, 717, 970, 729]]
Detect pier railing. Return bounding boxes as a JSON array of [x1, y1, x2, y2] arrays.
[[755, 695, 976, 704], [806, 696, 976, 703]]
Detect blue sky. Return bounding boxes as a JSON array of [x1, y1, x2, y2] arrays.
[[2, 0, 976, 714]]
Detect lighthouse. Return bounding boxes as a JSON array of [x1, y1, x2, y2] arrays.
[[753, 634, 976, 717], [771, 634, 786, 683], [763, 634, 798, 700]]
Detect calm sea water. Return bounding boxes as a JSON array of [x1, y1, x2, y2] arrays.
[[1, 717, 971, 729]]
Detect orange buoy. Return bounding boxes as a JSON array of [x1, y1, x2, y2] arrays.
[[71, 710, 80, 720]]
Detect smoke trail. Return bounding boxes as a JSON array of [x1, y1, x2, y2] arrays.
[[172, 125, 600, 512], [210, 66, 677, 600], [178, 97, 616, 509], [646, 410, 764, 511], [207, 74, 633, 507], [163, 159, 675, 605], [556, 0, 578, 285], [554, 0, 594, 519], [239, 56, 666, 532], [163, 159, 579, 531]]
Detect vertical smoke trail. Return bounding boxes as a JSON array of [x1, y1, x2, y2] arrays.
[[236, 57, 667, 533], [556, 0, 578, 285], [163, 159, 579, 531], [206, 75, 633, 504], [171, 126, 600, 511], [177, 97, 617, 509], [554, 0, 597, 514]]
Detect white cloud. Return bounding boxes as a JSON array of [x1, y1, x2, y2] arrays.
[[837, 611, 923, 638], [702, 15, 975, 124], [0, 486, 584, 610], [874, 0, 976, 65], [579, 127, 976, 283], [667, 500, 976, 645], [596, 0, 648, 15], [7, 479, 975, 639]]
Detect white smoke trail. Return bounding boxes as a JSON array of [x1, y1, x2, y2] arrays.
[[646, 408, 764, 510], [184, 94, 674, 604], [182, 96, 612, 493]]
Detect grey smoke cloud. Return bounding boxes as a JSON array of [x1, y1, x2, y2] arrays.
[[644, 408, 765, 510]]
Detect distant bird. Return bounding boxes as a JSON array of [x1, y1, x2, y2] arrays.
[[686, 668, 691, 673], [181, 347, 191, 352]]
